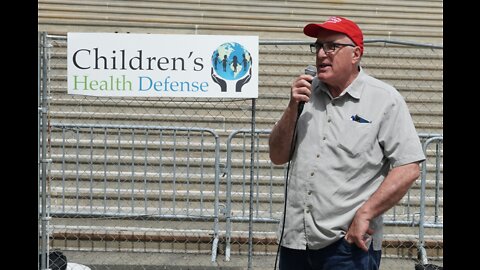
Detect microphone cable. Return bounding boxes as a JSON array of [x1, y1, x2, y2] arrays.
[[273, 102, 304, 270], [274, 66, 315, 269]]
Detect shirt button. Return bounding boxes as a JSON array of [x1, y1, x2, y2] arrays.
[[310, 172, 314, 176], [308, 191, 312, 195], [306, 209, 310, 213], [322, 136, 326, 141], [316, 154, 320, 158], [327, 118, 331, 123]]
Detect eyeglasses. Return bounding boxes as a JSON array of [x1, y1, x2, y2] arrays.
[[309, 42, 356, 54]]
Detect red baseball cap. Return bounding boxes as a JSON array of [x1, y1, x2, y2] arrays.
[[303, 16, 364, 55]]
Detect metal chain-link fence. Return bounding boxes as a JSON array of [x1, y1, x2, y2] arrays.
[[39, 32, 442, 270]]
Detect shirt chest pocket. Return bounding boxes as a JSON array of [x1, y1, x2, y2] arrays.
[[337, 120, 375, 156]]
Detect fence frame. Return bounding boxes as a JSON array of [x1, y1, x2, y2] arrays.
[[39, 32, 443, 269]]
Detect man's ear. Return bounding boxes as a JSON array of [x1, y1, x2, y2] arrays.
[[352, 47, 362, 64]]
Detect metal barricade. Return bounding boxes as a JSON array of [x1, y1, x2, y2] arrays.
[[47, 123, 222, 262], [224, 129, 285, 261], [224, 130, 444, 267], [418, 136, 443, 265]]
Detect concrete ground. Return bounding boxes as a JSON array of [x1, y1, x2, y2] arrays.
[[63, 250, 442, 270]]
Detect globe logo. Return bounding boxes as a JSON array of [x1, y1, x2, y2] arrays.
[[211, 42, 252, 81]]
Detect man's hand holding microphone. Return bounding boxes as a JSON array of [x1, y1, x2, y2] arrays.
[[292, 65, 317, 117]]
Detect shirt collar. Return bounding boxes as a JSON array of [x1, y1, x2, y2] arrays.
[[345, 67, 366, 99]]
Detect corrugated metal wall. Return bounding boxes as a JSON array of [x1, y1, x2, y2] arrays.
[[38, 0, 443, 134], [38, 0, 442, 43]]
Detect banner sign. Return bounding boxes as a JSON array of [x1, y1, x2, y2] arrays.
[[67, 33, 258, 98]]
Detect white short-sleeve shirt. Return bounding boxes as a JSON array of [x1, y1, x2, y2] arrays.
[[278, 68, 426, 251]]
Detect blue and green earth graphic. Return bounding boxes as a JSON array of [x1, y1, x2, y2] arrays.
[[211, 42, 252, 80]]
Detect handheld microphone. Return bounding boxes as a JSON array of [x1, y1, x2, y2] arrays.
[[297, 65, 317, 116]]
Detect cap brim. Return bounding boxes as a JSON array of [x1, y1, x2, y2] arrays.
[[303, 24, 322, 37], [303, 23, 342, 38]]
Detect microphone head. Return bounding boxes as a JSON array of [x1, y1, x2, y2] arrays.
[[305, 65, 317, 76]]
